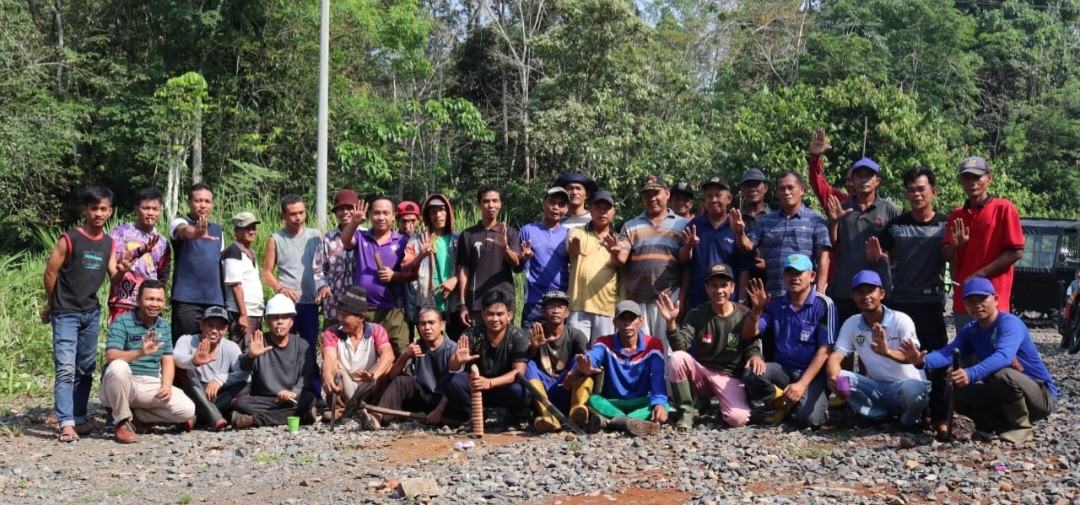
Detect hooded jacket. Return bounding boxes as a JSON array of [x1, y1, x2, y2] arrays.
[[403, 194, 460, 313]]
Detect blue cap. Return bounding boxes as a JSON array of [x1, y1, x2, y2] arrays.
[[782, 254, 813, 272], [962, 277, 996, 298], [851, 157, 880, 174], [851, 270, 883, 289]]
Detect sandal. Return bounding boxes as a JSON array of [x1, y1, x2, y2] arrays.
[[58, 428, 80, 443]]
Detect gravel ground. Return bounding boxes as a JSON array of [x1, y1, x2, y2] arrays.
[[1, 325, 1078, 505]]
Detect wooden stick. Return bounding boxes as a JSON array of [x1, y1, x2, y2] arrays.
[[359, 402, 464, 426], [470, 364, 484, 438]]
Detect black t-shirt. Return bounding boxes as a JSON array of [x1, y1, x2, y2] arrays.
[[456, 223, 521, 312], [879, 212, 948, 303], [530, 326, 590, 377], [463, 325, 530, 378], [415, 337, 457, 394]]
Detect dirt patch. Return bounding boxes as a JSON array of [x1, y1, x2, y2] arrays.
[[369, 432, 525, 465], [540, 487, 693, 505]]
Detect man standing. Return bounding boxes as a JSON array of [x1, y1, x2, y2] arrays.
[[942, 156, 1024, 330], [741, 254, 837, 428], [824, 157, 901, 323], [108, 187, 171, 324], [341, 196, 411, 355], [222, 212, 264, 344], [100, 280, 196, 443], [873, 167, 950, 435], [523, 291, 591, 433], [456, 186, 521, 327], [313, 189, 366, 326], [262, 194, 322, 367], [42, 186, 119, 442], [231, 294, 319, 429], [556, 173, 598, 229], [396, 200, 422, 341], [619, 175, 688, 352], [445, 290, 532, 424], [901, 278, 1056, 445], [683, 176, 752, 308], [825, 271, 929, 430], [320, 286, 395, 429], [402, 194, 461, 339], [731, 172, 831, 297], [659, 264, 764, 429], [174, 307, 249, 431], [669, 181, 696, 219], [566, 190, 625, 342], [374, 307, 458, 426], [517, 187, 570, 328], [572, 301, 668, 436], [737, 168, 771, 288], [169, 182, 224, 341]]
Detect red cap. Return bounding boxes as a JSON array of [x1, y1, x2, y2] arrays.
[[395, 201, 420, 217]]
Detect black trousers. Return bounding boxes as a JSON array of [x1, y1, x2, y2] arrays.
[[235, 390, 317, 427], [956, 368, 1055, 432], [171, 301, 212, 344]]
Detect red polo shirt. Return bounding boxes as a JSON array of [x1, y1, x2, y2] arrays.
[[943, 196, 1024, 313]]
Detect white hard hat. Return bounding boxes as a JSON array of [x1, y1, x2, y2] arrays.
[[264, 293, 297, 316]]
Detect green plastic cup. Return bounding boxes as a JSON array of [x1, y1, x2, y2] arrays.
[[286, 416, 300, 433]]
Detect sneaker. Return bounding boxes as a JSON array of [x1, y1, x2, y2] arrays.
[[358, 409, 381, 431], [230, 411, 256, 430], [115, 420, 139, 444], [624, 419, 660, 437]]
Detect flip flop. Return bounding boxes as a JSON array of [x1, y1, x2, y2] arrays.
[[57, 429, 80, 443]]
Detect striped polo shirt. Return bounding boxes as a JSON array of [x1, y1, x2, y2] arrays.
[[618, 210, 688, 302]]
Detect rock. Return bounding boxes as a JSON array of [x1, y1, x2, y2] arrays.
[[905, 460, 919, 469], [1001, 482, 1013, 492], [398, 478, 441, 497]]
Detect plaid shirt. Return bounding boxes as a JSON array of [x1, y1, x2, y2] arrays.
[[313, 227, 357, 322], [748, 205, 831, 296]]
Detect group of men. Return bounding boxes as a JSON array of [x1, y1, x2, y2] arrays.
[[42, 129, 1057, 445]]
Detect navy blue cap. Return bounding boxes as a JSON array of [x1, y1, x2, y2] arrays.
[[851, 270, 883, 289], [851, 157, 880, 174]]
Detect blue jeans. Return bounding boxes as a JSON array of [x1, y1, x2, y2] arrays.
[[839, 370, 930, 426], [51, 309, 101, 428]]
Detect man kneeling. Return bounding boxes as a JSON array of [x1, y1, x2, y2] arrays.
[[321, 286, 394, 429], [231, 294, 319, 429], [100, 280, 195, 443], [826, 271, 929, 430], [523, 290, 591, 433], [373, 306, 458, 426]]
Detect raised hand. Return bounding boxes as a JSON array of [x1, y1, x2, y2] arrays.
[[193, 337, 217, 366], [403, 342, 424, 360], [746, 278, 770, 309], [195, 216, 218, 241], [600, 233, 621, 255], [417, 231, 434, 257], [682, 225, 700, 248], [567, 236, 585, 257], [950, 219, 969, 249], [727, 208, 745, 235], [657, 289, 680, 324], [810, 129, 832, 156], [143, 234, 160, 254], [865, 236, 888, 264], [529, 322, 548, 349], [825, 194, 853, 222], [248, 330, 272, 359], [116, 254, 134, 275], [354, 200, 369, 225], [519, 239, 534, 263], [898, 338, 926, 366], [574, 353, 601, 376], [868, 323, 889, 356], [454, 335, 480, 365], [486, 223, 509, 249], [142, 329, 163, 358]]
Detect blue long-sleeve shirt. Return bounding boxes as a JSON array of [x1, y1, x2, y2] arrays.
[[582, 331, 668, 407], [924, 312, 1057, 399]]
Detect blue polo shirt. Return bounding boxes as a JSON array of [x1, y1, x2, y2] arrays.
[[924, 312, 1057, 399], [686, 214, 753, 307], [583, 331, 668, 407], [748, 205, 831, 296], [353, 229, 408, 309], [517, 221, 569, 304], [756, 289, 837, 373]]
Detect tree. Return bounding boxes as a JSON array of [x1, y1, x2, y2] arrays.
[[152, 72, 210, 219]]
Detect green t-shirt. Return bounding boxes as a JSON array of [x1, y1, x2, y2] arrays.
[[433, 234, 454, 311], [106, 312, 172, 378]]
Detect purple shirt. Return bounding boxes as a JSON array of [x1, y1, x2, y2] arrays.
[[353, 229, 408, 309], [108, 224, 171, 310], [517, 221, 569, 303]]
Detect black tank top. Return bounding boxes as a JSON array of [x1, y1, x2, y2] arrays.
[[52, 228, 113, 314]]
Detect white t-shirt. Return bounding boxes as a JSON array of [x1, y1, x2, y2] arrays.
[[222, 242, 264, 316], [835, 307, 926, 382]]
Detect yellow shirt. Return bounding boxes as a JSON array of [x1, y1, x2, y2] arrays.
[[567, 225, 619, 317]]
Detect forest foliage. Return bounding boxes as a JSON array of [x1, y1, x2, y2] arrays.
[[2, 0, 1078, 249]]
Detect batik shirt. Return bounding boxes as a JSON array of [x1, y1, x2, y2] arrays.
[[313, 227, 357, 321], [108, 224, 171, 310]]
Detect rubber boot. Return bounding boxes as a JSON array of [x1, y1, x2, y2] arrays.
[[568, 376, 593, 428], [530, 379, 561, 434], [181, 378, 225, 428], [762, 385, 793, 425], [997, 398, 1034, 445], [608, 415, 659, 437], [670, 380, 696, 430]]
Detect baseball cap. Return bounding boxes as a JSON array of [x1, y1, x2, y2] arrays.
[[231, 212, 260, 228], [590, 190, 615, 206], [555, 173, 598, 195], [396, 201, 421, 217], [851, 270, 883, 289], [958, 156, 990, 176], [671, 181, 694, 198], [541, 290, 571, 306], [333, 189, 359, 210], [202, 306, 231, 323], [782, 254, 814, 272], [702, 176, 731, 191], [850, 157, 880, 174], [423, 197, 447, 208], [337, 285, 369, 314], [638, 174, 669, 193], [962, 277, 996, 298], [738, 168, 767, 186], [706, 263, 735, 281], [545, 186, 570, 200], [614, 300, 642, 317]]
